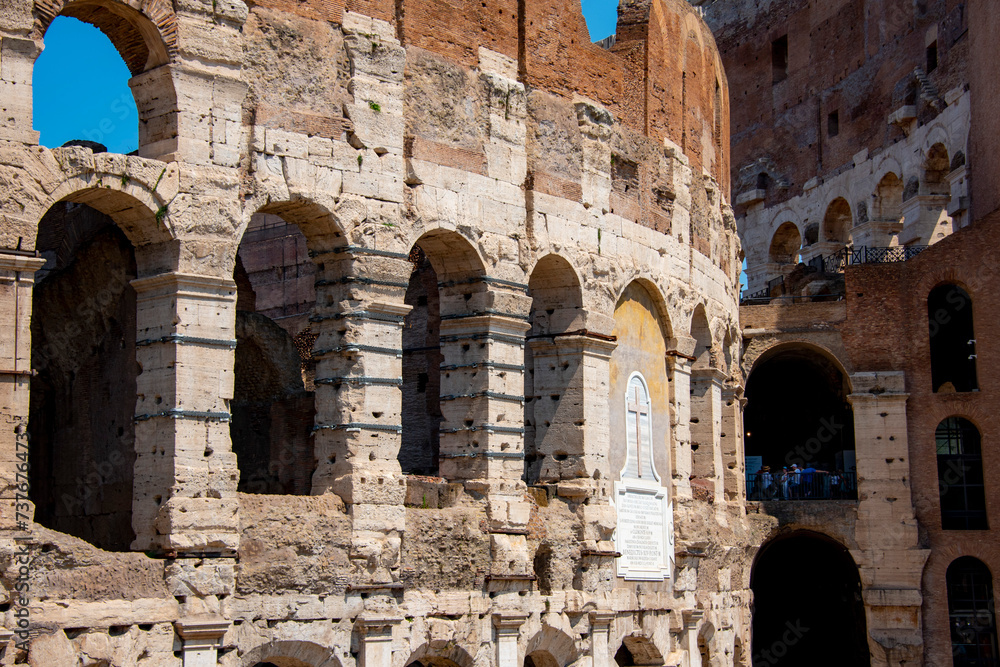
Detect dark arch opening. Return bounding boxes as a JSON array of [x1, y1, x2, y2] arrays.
[[29, 201, 139, 551], [822, 198, 852, 244], [925, 143, 951, 196], [928, 284, 977, 393], [744, 347, 855, 499], [751, 532, 869, 666], [936, 417, 988, 530], [232, 212, 318, 495], [769, 222, 800, 264], [400, 245, 443, 475], [947, 556, 999, 665]]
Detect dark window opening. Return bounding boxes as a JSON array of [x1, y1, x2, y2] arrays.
[[947, 557, 999, 666], [936, 417, 988, 530], [928, 284, 978, 393], [772, 35, 789, 84], [927, 41, 939, 73], [751, 532, 870, 666], [756, 172, 771, 190], [828, 111, 840, 138]]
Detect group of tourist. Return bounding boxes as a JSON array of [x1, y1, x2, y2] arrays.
[[750, 464, 854, 500]]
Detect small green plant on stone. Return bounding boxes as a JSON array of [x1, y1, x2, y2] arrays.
[[368, 101, 381, 112], [357, 154, 364, 168], [421, 494, 429, 509], [155, 205, 168, 225]]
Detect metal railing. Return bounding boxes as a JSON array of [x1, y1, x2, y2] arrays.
[[746, 471, 857, 501]]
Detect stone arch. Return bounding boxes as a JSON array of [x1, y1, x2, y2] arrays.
[[873, 172, 904, 223], [523, 625, 580, 667], [526, 253, 584, 335], [40, 163, 177, 250], [821, 197, 852, 244], [31, 0, 184, 159], [768, 221, 800, 264], [614, 634, 664, 667], [33, 0, 178, 74], [240, 640, 343, 667], [690, 304, 713, 370], [404, 643, 476, 667], [613, 276, 672, 342], [924, 142, 951, 195], [751, 531, 870, 666], [252, 200, 349, 256], [745, 340, 852, 388]]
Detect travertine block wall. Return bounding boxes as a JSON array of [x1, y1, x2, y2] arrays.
[[0, 0, 755, 665]]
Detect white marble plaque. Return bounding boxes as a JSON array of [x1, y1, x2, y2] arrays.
[[615, 482, 673, 580]]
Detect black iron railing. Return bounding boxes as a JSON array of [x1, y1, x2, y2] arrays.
[[746, 471, 858, 501]]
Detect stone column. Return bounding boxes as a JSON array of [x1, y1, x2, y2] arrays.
[[719, 384, 746, 503], [589, 611, 616, 667], [899, 194, 951, 246], [492, 613, 528, 667], [175, 617, 230, 667], [357, 616, 401, 667], [689, 367, 726, 505], [130, 273, 240, 553], [310, 250, 412, 585], [848, 372, 929, 666], [0, 253, 45, 530]]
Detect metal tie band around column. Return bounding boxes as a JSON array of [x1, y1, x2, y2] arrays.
[[440, 391, 525, 404], [136, 335, 238, 350], [440, 361, 525, 371], [440, 309, 530, 322], [315, 376, 403, 387], [439, 332, 525, 346], [439, 451, 526, 460], [135, 409, 232, 422], [310, 310, 407, 324], [438, 276, 529, 294], [313, 345, 404, 358], [311, 423, 402, 434], [440, 424, 525, 435], [314, 276, 410, 289]]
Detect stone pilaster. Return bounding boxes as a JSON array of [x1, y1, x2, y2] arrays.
[[848, 372, 929, 666], [683, 610, 705, 667], [492, 613, 528, 667], [689, 367, 727, 505], [589, 611, 617, 667], [0, 35, 41, 145], [130, 273, 239, 553], [720, 384, 746, 503], [175, 616, 230, 667], [357, 616, 401, 667], [310, 250, 412, 585], [899, 194, 952, 246], [0, 253, 45, 531]]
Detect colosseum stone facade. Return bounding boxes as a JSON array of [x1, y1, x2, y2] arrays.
[[0, 0, 764, 665]]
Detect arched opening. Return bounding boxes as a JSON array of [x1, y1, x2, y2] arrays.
[[400, 245, 443, 475], [29, 198, 142, 551], [936, 417, 988, 530], [691, 305, 713, 370], [524, 255, 583, 484], [32, 0, 177, 159], [873, 173, 903, 224], [768, 222, 800, 264], [524, 651, 560, 667], [802, 223, 819, 247], [751, 532, 869, 666], [947, 557, 999, 665], [744, 346, 855, 499], [924, 143, 951, 196], [33, 17, 138, 152], [240, 640, 341, 667], [401, 230, 488, 479], [614, 635, 664, 667], [231, 212, 318, 495], [821, 198, 852, 244], [928, 284, 977, 393]]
